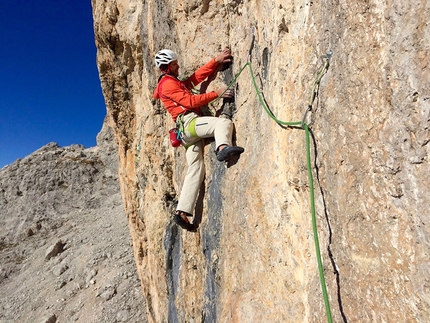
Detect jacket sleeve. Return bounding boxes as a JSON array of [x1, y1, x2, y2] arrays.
[[184, 58, 219, 88], [161, 78, 218, 108]]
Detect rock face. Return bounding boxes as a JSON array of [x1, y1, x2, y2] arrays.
[[92, 1, 430, 322], [0, 122, 146, 322]]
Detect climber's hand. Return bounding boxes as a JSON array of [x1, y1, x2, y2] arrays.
[[215, 48, 233, 64], [222, 89, 234, 98], [215, 87, 234, 98]]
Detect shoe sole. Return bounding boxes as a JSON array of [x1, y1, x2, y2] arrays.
[[173, 214, 195, 231], [217, 147, 244, 161]]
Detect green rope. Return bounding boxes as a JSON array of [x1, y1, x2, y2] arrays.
[[304, 123, 333, 323], [308, 52, 332, 108], [247, 62, 302, 127], [304, 55, 333, 323], [210, 62, 249, 106], [212, 62, 301, 126], [217, 56, 333, 322], [302, 51, 332, 128]]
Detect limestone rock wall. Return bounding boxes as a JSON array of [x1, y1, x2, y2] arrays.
[[92, 0, 430, 322]]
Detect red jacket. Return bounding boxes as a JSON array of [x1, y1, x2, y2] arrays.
[[153, 58, 219, 122]]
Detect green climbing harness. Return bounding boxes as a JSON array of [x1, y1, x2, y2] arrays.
[[176, 113, 198, 139], [171, 113, 200, 149]]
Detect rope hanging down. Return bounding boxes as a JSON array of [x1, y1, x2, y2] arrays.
[[302, 52, 333, 323], [216, 52, 333, 322], [302, 50, 333, 127]]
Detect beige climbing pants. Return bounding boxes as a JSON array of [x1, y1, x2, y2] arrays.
[[176, 112, 233, 215]]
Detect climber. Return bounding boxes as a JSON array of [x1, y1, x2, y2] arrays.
[[153, 47, 244, 231]]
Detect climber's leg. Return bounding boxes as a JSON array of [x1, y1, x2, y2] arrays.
[[176, 140, 205, 215]]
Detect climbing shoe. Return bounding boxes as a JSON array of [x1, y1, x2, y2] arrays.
[[173, 211, 195, 231], [216, 145, 244, 162]]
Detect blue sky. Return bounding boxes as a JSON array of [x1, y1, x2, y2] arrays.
[[0, 1, 106, 168]]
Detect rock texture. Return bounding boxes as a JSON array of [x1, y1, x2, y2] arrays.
[[92, 0, 430, 322], [0, 122, 146, 322]]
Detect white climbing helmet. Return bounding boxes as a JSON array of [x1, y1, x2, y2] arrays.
[[155, 49, 177, 68]]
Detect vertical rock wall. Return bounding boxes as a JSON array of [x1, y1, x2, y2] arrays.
[[92, 0, 430, 322]]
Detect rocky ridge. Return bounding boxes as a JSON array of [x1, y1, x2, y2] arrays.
[[0, 122, 147, 323]]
